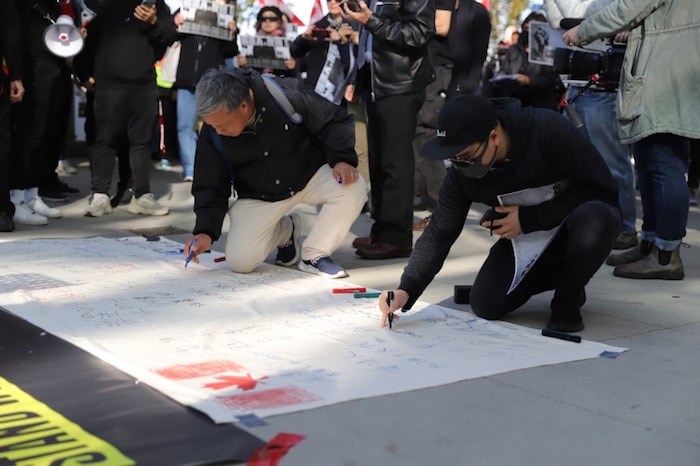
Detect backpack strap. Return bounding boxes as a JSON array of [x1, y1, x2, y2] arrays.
[[261, 74, 304, 125]]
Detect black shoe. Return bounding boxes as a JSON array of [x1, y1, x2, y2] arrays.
[[546, 317, 584, 333], [548, 290, 586, 332], [0, 211, 15, 232], [356, 242, 412, 260], [37, 188, 68, 202], [55, 180, 80, 193]]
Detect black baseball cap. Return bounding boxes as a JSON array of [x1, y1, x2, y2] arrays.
[[421, 94, 498, 161]]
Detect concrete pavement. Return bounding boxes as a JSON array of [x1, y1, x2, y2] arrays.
[[4, 156, 700, 466]]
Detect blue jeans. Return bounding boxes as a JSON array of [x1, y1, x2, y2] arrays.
[[634, 133, 690, 251], [176, 89, 197, 179], [567, 88, 637, 234]]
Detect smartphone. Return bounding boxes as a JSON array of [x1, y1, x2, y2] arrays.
[[141, 0, 156, 6], [340, 0, 361, 12], [311, 28, 330, 39], [479, 208, 508, 228]]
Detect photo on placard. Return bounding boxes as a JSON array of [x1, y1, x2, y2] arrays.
[[179, 0, 237, 41], [528, 21, 566, 66]]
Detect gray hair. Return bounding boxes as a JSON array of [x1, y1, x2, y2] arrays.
[[195, 68, 250, 117]]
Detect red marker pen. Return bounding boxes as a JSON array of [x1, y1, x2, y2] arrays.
[[332, 287, 367, 294]]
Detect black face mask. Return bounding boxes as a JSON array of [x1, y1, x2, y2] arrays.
[[449, 139, 497, 178]]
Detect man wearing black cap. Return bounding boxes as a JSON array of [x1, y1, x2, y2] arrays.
[[377, 94, 621, 332]]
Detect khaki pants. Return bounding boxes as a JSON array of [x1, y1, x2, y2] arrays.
[[225, 164, 367, 273]]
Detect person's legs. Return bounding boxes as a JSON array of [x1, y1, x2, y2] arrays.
[[224, 197, 297, 273], [347, 101, 370, 190], [127, 88, 158, 199], [92, 89, 127, 196], [569, 88, 637, 243], [413, 65, 450, 213], [471, 200, 619, 331], [614, 133, 689, 279], [297, 164, 366, 260], [358, 91, 424, 258], [0, 73, 15, 231], [37, 62, 73, 198], [176, 88, 198, 180]]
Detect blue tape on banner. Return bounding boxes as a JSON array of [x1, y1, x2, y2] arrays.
[[236, 414, 268, 427], [599, 351, 622, 359]]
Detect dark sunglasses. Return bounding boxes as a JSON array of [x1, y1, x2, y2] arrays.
[[449, 139, 489, 167], [448, 137, 496, 178], [260, 16, 280, 22]]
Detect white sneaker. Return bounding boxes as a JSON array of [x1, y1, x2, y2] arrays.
[[13, 202, 48, 226], [128, 193, 169, 216], [85, 193, 113, 217], [28, 197, 62, 219], [56, 159, 77, 176]]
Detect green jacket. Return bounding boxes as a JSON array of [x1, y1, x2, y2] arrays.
[[578, 0, 700, 144]]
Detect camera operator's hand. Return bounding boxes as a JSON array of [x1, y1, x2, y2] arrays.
[[562, 26, 581, 47], [614, 31, 629, 43], [341, 1, 372, 25]]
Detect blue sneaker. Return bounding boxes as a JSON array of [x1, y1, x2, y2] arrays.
[[298, 256, 348, 279], [275, 214, 301, 266]]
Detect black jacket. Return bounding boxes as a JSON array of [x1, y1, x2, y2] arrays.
[[192, 70, 357, 242], [84, 0, 176, 89], [398, 99, 619, 308], [1, 1, 23, 82], [175, 33, 238, 90], [290, 15, 353, 93], [362, 0, 435, 99]]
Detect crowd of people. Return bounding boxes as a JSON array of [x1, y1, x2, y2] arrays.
[[1, 0, 698, 332]]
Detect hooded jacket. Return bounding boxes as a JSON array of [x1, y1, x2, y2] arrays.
[[398, 99, 619, 308], [577, 0, 700, 143]]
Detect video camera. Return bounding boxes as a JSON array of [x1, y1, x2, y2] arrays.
[[553, 18, 625, 92]]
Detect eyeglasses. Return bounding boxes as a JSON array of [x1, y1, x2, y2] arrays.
[[260, 16, 280, 22], [449, 139, 489, 167]]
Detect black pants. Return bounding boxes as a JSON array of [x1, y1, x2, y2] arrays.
[[0, 73, 13, 216], [470, 200, 621, 320], [367, 90, 425, 246], [413, 65, 452, 211], [10, 57, 71, 190], [91, 87, 158, 198]]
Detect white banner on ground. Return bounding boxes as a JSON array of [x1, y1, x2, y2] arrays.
[[0, 237, 626, 423]]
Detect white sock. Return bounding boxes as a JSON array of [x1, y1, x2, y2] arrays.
[[25, 187, 39, 202], [10, 189, 26, 206]]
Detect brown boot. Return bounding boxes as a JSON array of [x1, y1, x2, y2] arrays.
[[606, 240, 653, 266], [613, 246, 684, 280]]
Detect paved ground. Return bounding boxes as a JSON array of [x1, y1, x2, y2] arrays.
[[5, 156, 700, 466]]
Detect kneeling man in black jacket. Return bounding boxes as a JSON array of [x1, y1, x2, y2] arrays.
[[184, 68, 366, 279], [378, 94, 621, 332]]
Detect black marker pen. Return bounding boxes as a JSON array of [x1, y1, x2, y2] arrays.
[[542, 328, 582, 343]]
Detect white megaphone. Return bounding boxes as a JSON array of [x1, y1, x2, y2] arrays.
[[44, 15, 84, 58]]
